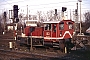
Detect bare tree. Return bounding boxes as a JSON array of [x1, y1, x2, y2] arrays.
[[84, 12, 90, 23], [0, 14, 4, 33], [37, 11, 42, 22], [84, 12, 90, 28], [37, 10, 61, 22], [46, 10, 61, 21], [0, 15, 2, 21], [82, 11, 90, 32], [47, 10, 54, 21], [19, 13, 23, 24], [30, 15, 37, 20], [0, 15, 3, 25], [57, 11, 61, 20]]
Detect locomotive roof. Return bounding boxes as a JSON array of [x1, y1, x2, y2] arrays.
[[43, 20, 74, 24], [43, 21, 61, 24], [43, 20, 72, 24]]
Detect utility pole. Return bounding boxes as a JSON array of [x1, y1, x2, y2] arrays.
[[74, 2, 79, 34], [30, 33, 33, 51], [27, 5, 33, 51], [70, 9, 71, 20], [3, 12, 6, 34], [77, 3, 78, 23], [27, 5, 29, 26], [54, 9, 57, 20], [78, 0, 82, 34]]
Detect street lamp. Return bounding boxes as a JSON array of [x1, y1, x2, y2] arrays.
[[78, 0, 82, 34]]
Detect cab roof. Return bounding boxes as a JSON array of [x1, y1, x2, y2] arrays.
[[43, 20, 72, 24], [43, 21, 60, 24]]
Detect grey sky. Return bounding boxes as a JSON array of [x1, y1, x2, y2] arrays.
[[0, 0, 90, 14]]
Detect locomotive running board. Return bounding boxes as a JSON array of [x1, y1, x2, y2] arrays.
[[53, 46, 59, 48], [53, 43, 59, 48], [17, 35, 44, 38], [44, 42, 59, 48], [33, 45, 44, 46]]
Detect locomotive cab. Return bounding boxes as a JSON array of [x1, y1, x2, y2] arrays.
[[43, 20, 74, 47], [43, 21, 59, 42]]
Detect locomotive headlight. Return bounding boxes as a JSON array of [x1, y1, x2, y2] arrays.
[[60, 34, 62, 36], [60, 31, 62, 36]]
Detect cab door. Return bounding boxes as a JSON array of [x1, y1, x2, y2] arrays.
[[52, 24, 57, 37], [44, 24, 51, 40]]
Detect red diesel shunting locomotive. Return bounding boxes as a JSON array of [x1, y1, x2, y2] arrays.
[[21, 19, 74, 52], [18, 8, 75, 52]]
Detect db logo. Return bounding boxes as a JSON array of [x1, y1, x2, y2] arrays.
[[46, 32, 50, 35]]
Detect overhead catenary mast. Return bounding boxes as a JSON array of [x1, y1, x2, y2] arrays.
[[78, 0, 82, 35], [74, 2, 79, 33], [54, 9, 57, 21], [27, 5, 29, 26]]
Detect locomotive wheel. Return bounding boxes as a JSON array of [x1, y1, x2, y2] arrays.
[[65, 39, 75, 53], [59, 40, 65, 53]]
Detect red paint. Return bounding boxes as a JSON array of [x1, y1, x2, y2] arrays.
[[24, 20, 74, 43]]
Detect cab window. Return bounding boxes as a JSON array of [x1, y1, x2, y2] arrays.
[[44, 24, 51, 30], [69, 24, 73, 29], [53, 24, 56, 32], [59, 22, 64, 30], [68, 22, 73, 29]]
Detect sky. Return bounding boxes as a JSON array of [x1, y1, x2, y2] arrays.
[[0, 0, 90, 17]]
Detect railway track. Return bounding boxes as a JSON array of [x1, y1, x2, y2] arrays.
[[0, 31, 65, 60], [0, 49, 64, 60], [0, 31, 90, 60]]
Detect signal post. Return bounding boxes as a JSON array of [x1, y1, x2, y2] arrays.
[[9, 5, 19, 50]]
